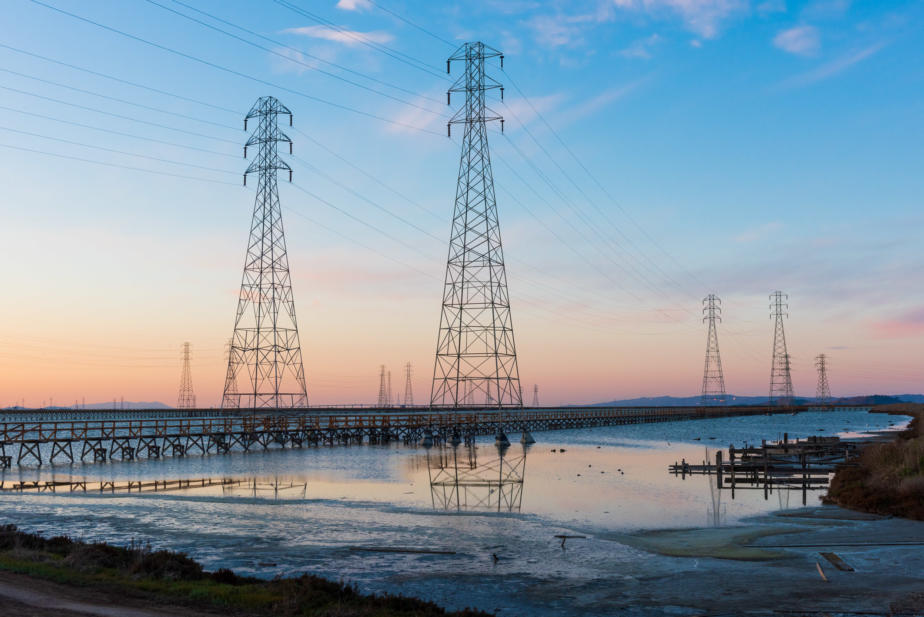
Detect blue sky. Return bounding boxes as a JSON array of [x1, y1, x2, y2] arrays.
[[0, 0, 922, 406]]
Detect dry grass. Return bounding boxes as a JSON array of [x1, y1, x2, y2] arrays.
[[825, 404, 924, 520]]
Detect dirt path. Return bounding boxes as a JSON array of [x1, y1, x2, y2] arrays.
[[0, 571, 219, 617]]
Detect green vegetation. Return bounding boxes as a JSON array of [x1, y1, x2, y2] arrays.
[[825, 404, 924, 520], [0, 524, 489, 616]]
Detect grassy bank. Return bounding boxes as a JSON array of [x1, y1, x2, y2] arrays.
[[0, 524, 488, 616], [825, 404, 924, 520]]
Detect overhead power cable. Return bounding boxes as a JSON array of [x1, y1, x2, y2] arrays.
[[0, 141, 238, 185], [28, 0, 444, 136], [161, 0, 446, 107], [366, 0, 456, 48], [0, 84, 240, 144], [0, 103, 237, 158]]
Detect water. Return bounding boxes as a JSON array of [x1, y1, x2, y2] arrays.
[[0, 410, 907, 615]]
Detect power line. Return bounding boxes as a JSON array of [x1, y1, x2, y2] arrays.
[[0, 125, 238, 176], [0, 103, 237, 158], [161, 0, 446, 107], [273, 0, 449, 81], [0, 67, 238, 131], [0, 41, 239, 115], [0, 84, 240, 144], [28, 0, 444, 136], [0, 141, 238, 185], [366, 0, 456, 48]]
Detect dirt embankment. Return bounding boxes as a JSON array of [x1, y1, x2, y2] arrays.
[[0, 524, 488, 617], [825, 404, 924, 520]]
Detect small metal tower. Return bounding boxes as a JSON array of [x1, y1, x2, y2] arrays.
[[532, 384, 539, 407], [177, 342, 196, 409], [701, 294, 727, 406], [815, 354, 832, 403], [221, 96, 308, 410], [377, 365, 388, 407], [403, 362, 414, 407], [769, 291, 794, 405], [431, 41, 522, 409]]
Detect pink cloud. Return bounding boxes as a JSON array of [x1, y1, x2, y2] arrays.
[[870, 307, 924, 338]]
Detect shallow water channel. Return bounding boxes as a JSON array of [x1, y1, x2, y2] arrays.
[[0, 410, 919, 615]]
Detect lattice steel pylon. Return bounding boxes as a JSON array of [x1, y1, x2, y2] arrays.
[[431, 42, 522, 409], [403, 362, 414, 407], [221, 96, 307, 410], [815, 354, 832, 403], [177, 342, 196, 409], [532, 384, 539, 407], [701, 294, 727, 406], [769, 291, 794, 406], [377, 365, 388, 407]]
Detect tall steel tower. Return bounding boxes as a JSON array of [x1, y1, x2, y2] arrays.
[[177, 342, 196, 409], [769, 291, 794, 405], [377, 365, 388, 407], [431, 42, 522, 409], [815, 354, 832, 403], [532, 384, 539, 407], [701, 294, 727, 406], [221, 96, 308, 410], [403, 362, 414, 407]]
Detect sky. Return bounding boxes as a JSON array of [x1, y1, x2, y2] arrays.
[[0, 0, 922, 408]]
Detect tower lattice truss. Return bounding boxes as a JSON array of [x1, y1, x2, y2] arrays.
[[222, 96, 308, 410], [177, 342, 196, 409], [701, 294, 727, 406], [769, 291, 794, 405], [431, 42, 522, 409]]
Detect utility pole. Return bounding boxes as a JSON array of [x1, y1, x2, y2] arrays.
[[177, 342, 196, 409], [222, 96, 308, 410], [769, 291, 794, 406], [815, 354, 832, 403], [701, 294, 727, 406], [403, 362, 414, 407], [432, 42, 522, 409]]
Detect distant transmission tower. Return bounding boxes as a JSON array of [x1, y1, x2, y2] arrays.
[[221, 96, 308, 410], [403, 362, 414, 407], [769, 291, 794, 405], [532, 384, 539, 407], [701, 294, 727, 406], [815, 354, 832, 403], [431, 42, 522, 409], [377, 365, 388, 407], [177, 342, 196, 409]]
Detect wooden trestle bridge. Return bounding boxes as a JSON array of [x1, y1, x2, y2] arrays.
[[0, 404, 849, 468]]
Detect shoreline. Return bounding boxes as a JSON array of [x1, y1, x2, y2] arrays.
[[824, 404, 924, 520], [0, 524, 488, 617]]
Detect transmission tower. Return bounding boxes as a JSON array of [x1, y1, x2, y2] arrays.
[[769, 291, 794, 406], [177, 342, 196, 409], [377, 365, 388, 407], [815, 354, 832, 403], [221, 96, 308, 410], [403, 362, 414, 407], [532, 384, 539, 407], [431, 42, 522, 409], [701, 294, 727, 406]]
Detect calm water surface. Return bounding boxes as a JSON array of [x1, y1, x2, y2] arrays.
[[0, 410, 906, 615]]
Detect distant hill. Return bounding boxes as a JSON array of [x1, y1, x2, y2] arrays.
[[2, 401, 172, 411], [594, 394, 918, 407]]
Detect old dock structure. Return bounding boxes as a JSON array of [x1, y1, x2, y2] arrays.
[[0, 405, 853, 469], [669, 434, 858, 505]]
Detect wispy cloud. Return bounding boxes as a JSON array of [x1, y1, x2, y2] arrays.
[[611, 0, 748, 39], [283, 25, 394, 46], [773, 25, 820, 56], [734, 221, 783, 244], [555, 79, 647, 126], [870, 307, 924, 338], [335, 0, 372, 11], [620, 33, 663, 59], [777, 42, 885, 88]]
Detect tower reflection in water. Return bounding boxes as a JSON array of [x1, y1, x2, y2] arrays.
[[424, 432, 529, 513]]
